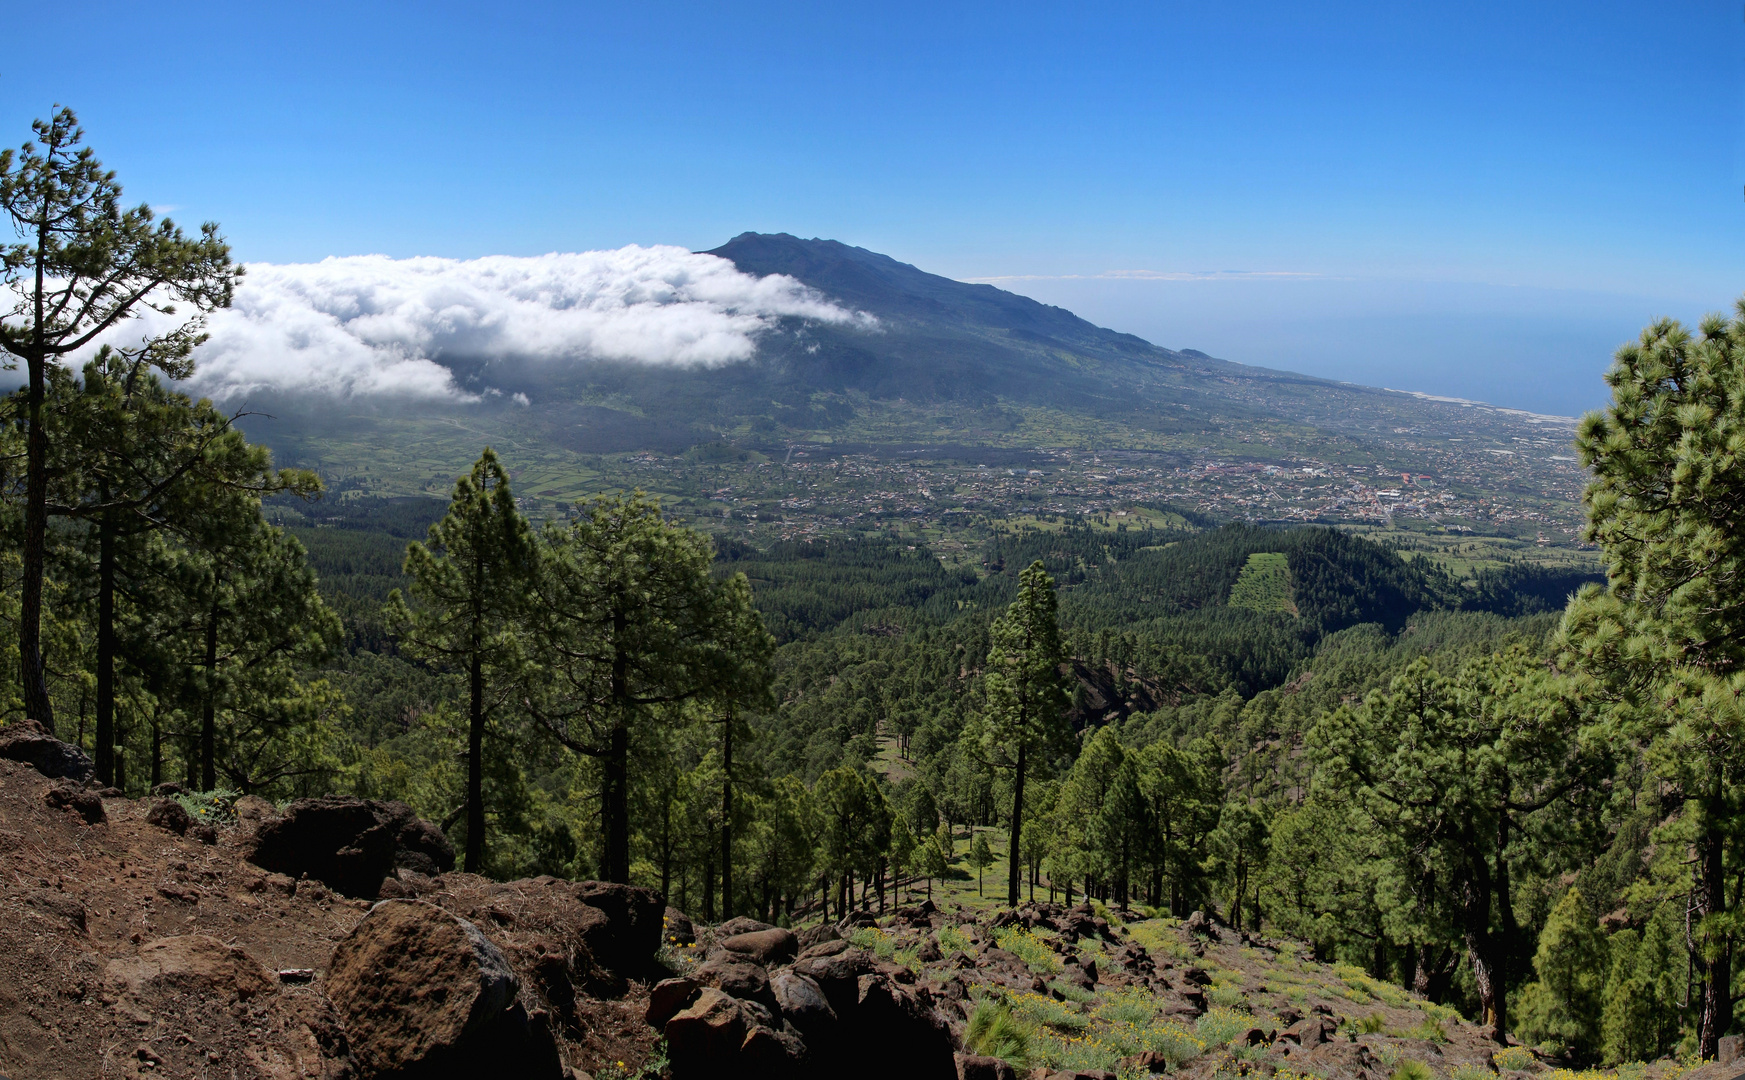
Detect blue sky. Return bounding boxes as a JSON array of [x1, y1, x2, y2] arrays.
[[4, 1, 1742, 416]]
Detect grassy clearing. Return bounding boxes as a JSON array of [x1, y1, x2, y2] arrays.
[[1228, 551, 1296, 614]]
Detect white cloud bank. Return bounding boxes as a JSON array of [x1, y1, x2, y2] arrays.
[[100, 246, 870, 401]]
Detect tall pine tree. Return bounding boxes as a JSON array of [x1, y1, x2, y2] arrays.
[[387, 449, 537, 873], [984, 560, 1070, 907]]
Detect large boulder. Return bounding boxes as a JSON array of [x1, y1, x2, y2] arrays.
[[665, 988, 748, 1076], [327, 899, 559, 1079], [0, 720, 92, 781], [792, 942, 875, 1018], [570, 880, 664, 977], [770, 969, 836, 1036], [146, 797, 193, 835], [851, 973, 957, 1080], [720, 926, 798, 966], [692, 958, 779, 1012], [245, 797, 455, 899], [714, 915, 774, 937], [647, 976, 702, 1028]]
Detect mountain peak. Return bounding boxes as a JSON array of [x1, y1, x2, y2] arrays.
[[704, 232, 1162, 355]]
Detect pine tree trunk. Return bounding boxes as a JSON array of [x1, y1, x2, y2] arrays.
[[465, 650, 486, 872], [721, 708, 734, 919], [1467, 928, 1505, 1039], [201, 579, 221, 791], [1007, 741, 1026, 907], [702, 848, 715, 924], [603, 717, 630, 882], [1698, 770, 1730, 1060], [20, 352, 54, 733], [95, 506, 117, 785], [603, 612, 632, 883]]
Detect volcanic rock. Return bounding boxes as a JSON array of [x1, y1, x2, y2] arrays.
[[325, 898, 559, 1078], [245, 796, 455, 899], [0, 721, 93, 781]]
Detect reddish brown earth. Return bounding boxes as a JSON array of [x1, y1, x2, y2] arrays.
[[0, 759, 660, 1079]]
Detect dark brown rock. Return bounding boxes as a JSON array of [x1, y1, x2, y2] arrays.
[[663, 906, 696, 946], [1722, 1034, 1744, 1066], [1121, 1050, 1172, 1075], [247, 796, 456, 899], [852, 974, 956, 1080], [326, 899, 542, 1079], [571, 880, 664, 977], [795, 922, 841, 950], [665, 988, 747, 1078], [796, 937, 851, 961], [715, 915, 774, 937], [1282, 1016, 1336, 1048], [0, 720, 92, 781], [957, 1052, 1017, 1080], [792, 944, 874, 1017], [647, 977, 702, 1029], [740, 1023, 806, 1077], [45, 782, 105, 824], [770, 969, 836, 1034], [693, 958, 779, 1012], [146, 797, 192, 834], [721, 926, 798, 966]]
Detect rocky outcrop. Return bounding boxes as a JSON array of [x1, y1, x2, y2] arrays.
[[245, 796, 456, 899], [571, 879, 664, 978], [326, 899, 561, 1079], [0, 720, 93, 781], [660, 934, 955, 1080]]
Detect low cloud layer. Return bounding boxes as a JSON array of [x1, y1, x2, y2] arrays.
[[97, 246, 869, 401]]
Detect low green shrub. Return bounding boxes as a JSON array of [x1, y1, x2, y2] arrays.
[[994, 927, 1061, 974], [1196, 1007, 1253, 1046], [937, 924, 971, 953], [1493, 1046, 1538, 1071], [1046, 979, 1095, 1003], [174, 787, 241, 826]]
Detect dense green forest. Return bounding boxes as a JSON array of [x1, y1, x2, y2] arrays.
[[7, 105, 1745, 1067]]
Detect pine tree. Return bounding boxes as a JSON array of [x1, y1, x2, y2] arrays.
[[50, 349, 321, 786], [0, 108, 239, 732], [524, 492, 769, 884], [1560, 309, 1745, 1058], [1311, 648, 1594, 1041], [984, 560, 1070, 907], [970, 832, 994, 897], [1514, 887, 1607, 1059], [387, 449, 538, 873]]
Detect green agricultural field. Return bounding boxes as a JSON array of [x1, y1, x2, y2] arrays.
[[1227, 551, 1296, 615]]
